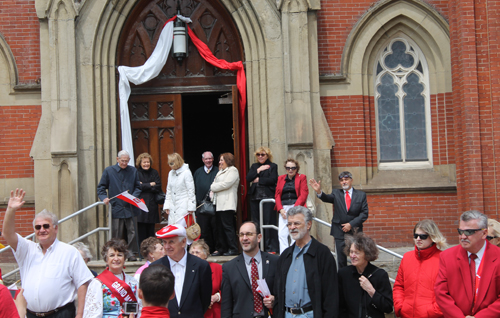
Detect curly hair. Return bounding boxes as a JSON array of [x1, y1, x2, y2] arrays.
[[190, 239, 210, 258], [101, 238, 128, 262], [254, 146, 273, 162], [284, 158, 300, 173], [344, 233, 379, 262], [136, 152, 154, 167], [140, 237, 162, 259]]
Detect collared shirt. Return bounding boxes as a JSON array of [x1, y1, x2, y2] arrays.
[[285, 240, 312, 308], [468, 240, 487, 269], [242, 251, 264, 317], [14, 234, 93, 312], [204, 165, 213, 173], [97, 163, 142, 218], [281, 175, 298, 206], [168, 250, 188, 306], [344, 188, 353, 210]]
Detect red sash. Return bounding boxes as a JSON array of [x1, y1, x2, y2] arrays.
[[97, 269, 137, 304]]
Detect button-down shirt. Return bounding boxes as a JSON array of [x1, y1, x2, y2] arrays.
[[468, 240, 486, 269], [168, 250, 188, 306], [344, 188, 353, 210], [97, 163, 141, 218], [243, 251, 264, 316], [14, 234, 93, 312], [285, 240, 312, 308]]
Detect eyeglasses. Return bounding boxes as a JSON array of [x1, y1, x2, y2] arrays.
[[413, 234, 429, 240], [168, 162, 174, 166], [238, 232, 256, 237], [457, 228, 485, 236], [35, 224, 50, 230], [487, 236, 499, 241], [256, 153, 267, 157], [285, 167, 297, 171]]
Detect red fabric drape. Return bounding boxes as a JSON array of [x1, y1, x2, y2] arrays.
[[186, 25, 248, 219]]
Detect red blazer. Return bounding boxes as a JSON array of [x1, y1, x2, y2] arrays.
[[205, 262, 222, 318], [435, 241, 500, 318], [274, 173, 308, 211]]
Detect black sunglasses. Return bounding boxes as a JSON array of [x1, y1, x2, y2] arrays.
[[256, 153, 267, 157], [487, 236, 499, 241], [35, 224, 50, 230], [413, 234, 429, 240], [457, 228, 484, 236], [285, 167, 297, 171]]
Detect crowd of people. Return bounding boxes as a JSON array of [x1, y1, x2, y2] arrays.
[[2, 148, 500, 318]]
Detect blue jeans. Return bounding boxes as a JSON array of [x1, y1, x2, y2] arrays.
[[285, 310, 314, 318]]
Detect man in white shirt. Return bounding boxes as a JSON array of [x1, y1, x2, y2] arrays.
[[151, 224, 212, 318], [1, 189, 93, 318]]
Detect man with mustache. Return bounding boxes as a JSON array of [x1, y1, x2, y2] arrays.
[[309, 171, 369, 269], [435, 210, 500, 318], [274, 206, 339, 318]]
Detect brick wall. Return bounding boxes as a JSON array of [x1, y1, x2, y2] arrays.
[[0, 206, 35, 263], [0, 0, 40, 84]]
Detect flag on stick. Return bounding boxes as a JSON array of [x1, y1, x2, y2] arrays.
[[115, 191, 149, 212]]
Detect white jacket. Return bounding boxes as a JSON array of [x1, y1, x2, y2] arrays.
[[163, 163, 196, 224], [210, 166, 240, 211]]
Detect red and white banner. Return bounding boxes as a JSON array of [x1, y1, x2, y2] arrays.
[[116, 191, 149, 212]]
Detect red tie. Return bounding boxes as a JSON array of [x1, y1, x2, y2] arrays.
[[470, 253, 478, 310], [251, 258, 263, 314], [345, 191, 351, 210]]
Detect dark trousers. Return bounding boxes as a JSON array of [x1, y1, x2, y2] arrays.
[[250, 200, 278, 253], [215, 210, 238, 253], [27, 302, 76, 318], [138, 222, 156, 248], [196, 212, 217, 253], [332, 223, 357, 269], [112, 216, 139, 255]]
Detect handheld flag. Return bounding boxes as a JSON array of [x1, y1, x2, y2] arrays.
[[115, 191, 149, 212]]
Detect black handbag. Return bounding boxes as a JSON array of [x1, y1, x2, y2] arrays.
[[197, 191, 215, 216], [155, 191, 166, 205]]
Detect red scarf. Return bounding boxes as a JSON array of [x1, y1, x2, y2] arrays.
[[140, 306, 170, 318], [97, 269, 137, 304]]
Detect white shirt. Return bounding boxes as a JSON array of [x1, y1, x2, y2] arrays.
[[344, 188, 353, 210], [14, 234, 93, 312], [204, 165, 213, 173], [468, 240, 487, 269], [168, 250, 188, 306]]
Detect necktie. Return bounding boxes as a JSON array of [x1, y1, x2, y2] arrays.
[[207, 168, 211, 174], [345, 191, 351, 210], [470, 253, 478, 310], [251, 258, 263, 314]]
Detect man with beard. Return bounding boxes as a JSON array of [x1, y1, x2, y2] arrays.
[[221, 221, 279, 317], [435, 210, 500, 318], [309, 171, 369, 269], [274, 206, 339, 318]]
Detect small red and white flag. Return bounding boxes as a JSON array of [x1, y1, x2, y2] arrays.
[[116, 191, 149, 212]]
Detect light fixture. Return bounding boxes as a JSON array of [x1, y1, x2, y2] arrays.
[[172, 0, 188, 62]]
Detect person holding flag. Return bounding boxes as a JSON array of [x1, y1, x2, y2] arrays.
[[98, 150, 142, 261]]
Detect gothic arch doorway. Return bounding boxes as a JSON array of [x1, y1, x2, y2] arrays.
[[116, 0, 245, 221]]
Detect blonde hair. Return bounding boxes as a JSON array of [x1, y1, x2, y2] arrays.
[[136, 152, 154, 167], [488, 219, 500, 238], [414, 219, 448, 250], [190, 239, 210, 258], [167, 153, 185, 170], [254, 146, 273, 162]]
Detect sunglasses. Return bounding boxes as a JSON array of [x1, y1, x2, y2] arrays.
[[285, 167, 297, 171], [457, 228, 484, 236], [35, 224, 50, 230], [256, 153, 267, 157], [487, 236, 499, 241], [413, 234, 429, 240], [168, 162, 174, 166]]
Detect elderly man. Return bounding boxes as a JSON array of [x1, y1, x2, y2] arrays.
[[309, 171, 369, 269], [152, 224, 212, 318], [274, 206, 339, 318], [193, 151, 219, 253], [97, 150, 142, 260], [221, 221, 279, 318], [2, 189, 93, 318], [435, 210, 500, 318]]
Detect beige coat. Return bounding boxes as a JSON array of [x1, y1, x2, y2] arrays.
[[210, 166, 240, 211]]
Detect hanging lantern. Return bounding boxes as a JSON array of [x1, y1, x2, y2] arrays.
[[172, 1, 188, 62]]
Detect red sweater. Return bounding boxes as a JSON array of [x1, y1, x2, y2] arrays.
[[393, 244, 443, 318]]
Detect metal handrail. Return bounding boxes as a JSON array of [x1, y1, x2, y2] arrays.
[[0, 202, 111, 279], [258, 198, 279, 251]]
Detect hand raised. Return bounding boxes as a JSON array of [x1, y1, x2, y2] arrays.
[[8, 188, 26, 211], [309, 179, 321, 193]]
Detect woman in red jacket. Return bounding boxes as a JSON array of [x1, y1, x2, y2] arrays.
[[393, 219, 448, 318], [274, 158, 309, 254]]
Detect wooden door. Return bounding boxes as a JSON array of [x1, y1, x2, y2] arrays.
[[129, 94, 183, 189]]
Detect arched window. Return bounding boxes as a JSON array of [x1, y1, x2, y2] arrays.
[[375, 37, 431, 169]]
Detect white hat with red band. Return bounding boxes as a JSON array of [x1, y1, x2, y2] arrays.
[[155, 224, 186, 239]]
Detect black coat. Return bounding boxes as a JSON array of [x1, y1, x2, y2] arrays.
[[151, 253, 213, 318], [338, 263, 393, 318], [246, 160, 278, 199], [318, 188, 369, 239], [274, 237, 339, 318], [136, 167, 161, 223], [221, 252, 279, 318]]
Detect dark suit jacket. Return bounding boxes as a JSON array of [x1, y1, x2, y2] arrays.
[[221, 252, 279, 318], [435, 242, 500, 318], [152, 253, 212, 318], [246, 160, 278, 198], [274, 174, 309, 211], [319, 188, 368, 238]]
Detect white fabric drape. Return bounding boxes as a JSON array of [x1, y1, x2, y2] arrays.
[[117, 16, 192, 165]]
